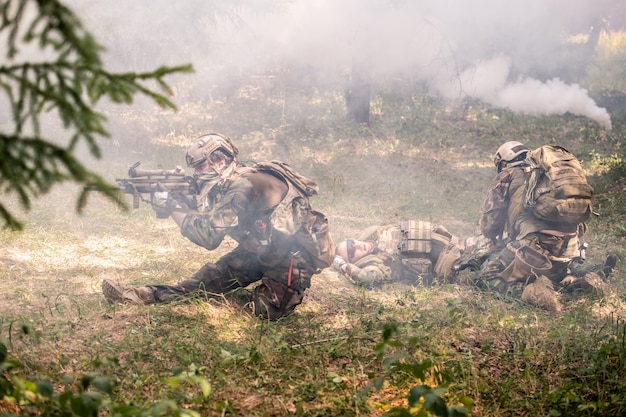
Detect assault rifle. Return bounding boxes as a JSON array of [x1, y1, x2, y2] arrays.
[[116, 162, 197, 214]]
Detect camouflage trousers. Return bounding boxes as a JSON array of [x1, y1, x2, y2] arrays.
[[455, 236, 613, 311], [147, 246, 315, 320], [456, 239, 569, 298]]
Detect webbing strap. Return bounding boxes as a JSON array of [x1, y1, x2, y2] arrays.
[[287, 256, 294, 287]]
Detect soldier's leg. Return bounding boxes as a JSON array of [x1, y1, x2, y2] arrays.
[[102, 279, 157, 305], [568, 255, 617, 279], [560, 259, 615, 296], [552, 251, 618, 296], [252, 256, 314, 320], [534, 232, 615, 296], [151, 247, 263, 302], [103, 247, 263, 305]]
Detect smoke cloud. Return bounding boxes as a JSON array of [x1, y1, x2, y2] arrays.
[[71, 0, 614, 129], [440, 56, 612, 129]]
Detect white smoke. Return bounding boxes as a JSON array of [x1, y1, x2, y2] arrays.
[[498, 78, 611, 130], [440, 55, 612, 130], [249, 0, 614, 130], [71, 0, 615, 130]]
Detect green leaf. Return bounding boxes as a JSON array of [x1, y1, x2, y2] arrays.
[[71, 392, 104, 416], [151, 399, 178, 416], [423, 392, 447, 416], [449, 405, 472, 417], [383, 406, 412, 417], [35, 381, 54, 398], [408, 385, 429, 407], [91, 376, 114, 395], [196, 377, 212, 398]]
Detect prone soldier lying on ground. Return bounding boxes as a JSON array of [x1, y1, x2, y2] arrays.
[[332, 220, 475, 288], [332, 217, 616, 310]]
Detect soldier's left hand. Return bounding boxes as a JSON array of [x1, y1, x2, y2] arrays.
[[151, 189, 178, 218], [560, 275, 580, 286], [332, 255, 347, 271]]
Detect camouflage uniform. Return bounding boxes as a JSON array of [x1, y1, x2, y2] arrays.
[[185, 165, 332, 317], [339, 222, 462, 288], [471, 162, 585, 310], [106, 164, 333, 320]]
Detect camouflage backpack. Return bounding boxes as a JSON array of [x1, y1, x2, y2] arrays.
[[250, 161, 333, 270], [254, 160, 319, 198], [522, 145, 593, 225]]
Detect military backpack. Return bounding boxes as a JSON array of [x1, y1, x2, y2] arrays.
[[522, 145, 593, 225]]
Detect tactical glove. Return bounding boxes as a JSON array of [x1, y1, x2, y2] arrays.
[[559, 275, 580, 286], [151, 189, 178, 218]]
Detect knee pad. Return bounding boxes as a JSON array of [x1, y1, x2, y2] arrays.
[[252, 279, 304, 320]]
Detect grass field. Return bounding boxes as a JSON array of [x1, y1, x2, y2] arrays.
[[1, 88, 626, 416]]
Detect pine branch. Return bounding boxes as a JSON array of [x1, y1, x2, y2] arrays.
[[0, 0, 194, 230]]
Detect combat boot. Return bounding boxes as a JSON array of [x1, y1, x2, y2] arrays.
[[582, 272, 610, 295], [102, 279, 155, 305], [521, 275, 562, 312], [601, 255, 617, 280], [561, 271, 610, 295]]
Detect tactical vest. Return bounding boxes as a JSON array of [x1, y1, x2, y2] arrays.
[[234, 162, 333, 270], [378, 221, 460, 279]]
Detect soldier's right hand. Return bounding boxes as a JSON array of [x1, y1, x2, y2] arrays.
[[559, 275, 580, 286]]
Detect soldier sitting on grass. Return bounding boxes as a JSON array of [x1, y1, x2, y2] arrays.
[[455, 140, 616, 312]]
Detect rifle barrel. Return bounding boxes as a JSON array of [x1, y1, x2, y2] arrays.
[[128, 162, 186, 178], [130, 167, 186, 178]]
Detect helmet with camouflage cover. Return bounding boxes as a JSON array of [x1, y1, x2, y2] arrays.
[[185, 133, 239, 168], [493, 141, 529, 172]]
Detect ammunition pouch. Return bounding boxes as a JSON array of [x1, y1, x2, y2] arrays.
[[398, 220, 432, 255], [434, 243, 462, 277], [499, 243, 552, 283]]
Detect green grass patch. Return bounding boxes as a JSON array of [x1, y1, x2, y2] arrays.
[[2, 83, 626, 416]]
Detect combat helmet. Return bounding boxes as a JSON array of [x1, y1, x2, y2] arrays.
[[493, 141, 529, 172], [185, 133, 239, 168]]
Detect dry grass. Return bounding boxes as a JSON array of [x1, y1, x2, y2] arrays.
[[1, 95, 626, 416]]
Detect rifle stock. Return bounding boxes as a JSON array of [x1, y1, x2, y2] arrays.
[[116, 162, 197, 209]]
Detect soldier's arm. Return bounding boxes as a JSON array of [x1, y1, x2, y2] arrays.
[[479, 171, 511, 242], [180, 179, 252, 250], [180, 215, 228, 250], [342, 262, 391, 288]]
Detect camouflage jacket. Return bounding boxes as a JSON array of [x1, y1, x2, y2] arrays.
[[341, 223, 458, 287], [180, 167, 310, 265], [479, 165, 581, 258]]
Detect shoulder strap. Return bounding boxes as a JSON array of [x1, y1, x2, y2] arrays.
[[254, 160, 319, 197]]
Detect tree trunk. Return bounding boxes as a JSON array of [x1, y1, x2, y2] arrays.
[[345, 66, 371, 125]]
